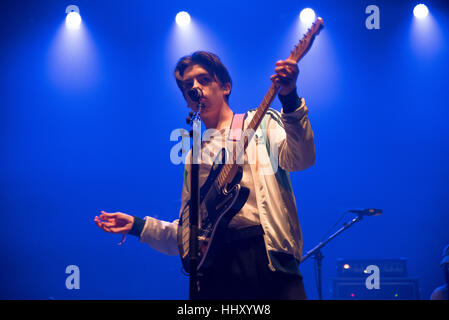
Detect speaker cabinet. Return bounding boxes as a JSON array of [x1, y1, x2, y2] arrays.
[[332, 277, 420, 300]]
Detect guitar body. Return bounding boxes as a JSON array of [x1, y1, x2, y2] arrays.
[[177, 148, 249, 273]]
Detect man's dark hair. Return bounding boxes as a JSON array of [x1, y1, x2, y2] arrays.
[[174, 51, 232, 101]]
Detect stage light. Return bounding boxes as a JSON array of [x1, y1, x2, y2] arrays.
[[300, 8, 316, 25], [343, 264, 350, 269], [66, 12, 81, 29], [176, 11, 191, 27], [413, 4, 429, 19], [65, 5, 81, 30]]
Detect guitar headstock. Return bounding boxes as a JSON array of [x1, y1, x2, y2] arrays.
[[288, 17, 324, 62]]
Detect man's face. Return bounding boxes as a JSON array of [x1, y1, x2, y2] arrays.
[[180, 64, 230, 118]]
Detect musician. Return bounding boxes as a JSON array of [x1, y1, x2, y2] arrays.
[[431, 244, 449, 300], [94, 51, 316, 299]]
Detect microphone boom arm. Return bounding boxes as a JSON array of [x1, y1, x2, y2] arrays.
[[300, 212, 367, 300]]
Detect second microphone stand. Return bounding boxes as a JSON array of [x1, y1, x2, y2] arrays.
[[300, 213, 365, 300]]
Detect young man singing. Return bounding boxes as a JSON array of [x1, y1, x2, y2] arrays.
[[95, 51, 316, 299]]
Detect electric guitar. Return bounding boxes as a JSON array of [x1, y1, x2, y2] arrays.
[[177, 18, 324, 273]]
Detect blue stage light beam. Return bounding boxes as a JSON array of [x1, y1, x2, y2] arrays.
[[167, 13, 219, 66], [276, 11, 340, 111], [46, 6, 100, 93], [409, 3, 443, 59]]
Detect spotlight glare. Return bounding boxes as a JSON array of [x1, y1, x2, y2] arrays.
[[413, 4, 429, 19], [176, 11, 191, 27], [66, 11, 82, 30], [300, 8, 316, 25]]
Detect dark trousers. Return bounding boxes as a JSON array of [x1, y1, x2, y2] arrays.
[[196, 231, 307, 300]]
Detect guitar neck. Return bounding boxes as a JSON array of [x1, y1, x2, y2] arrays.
[[246, 83, 280, 140], [215, 17, 324, 189], [215, 83, 279, 189]]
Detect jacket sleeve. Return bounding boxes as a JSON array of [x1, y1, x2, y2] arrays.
[[266, 97, 316, 172], [138, 217, 180, 256]]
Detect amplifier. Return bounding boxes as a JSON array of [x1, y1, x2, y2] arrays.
[[336, 258, 408, 278], [332, 277, 420, 300]]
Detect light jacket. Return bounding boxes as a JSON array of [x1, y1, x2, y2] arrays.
[[137, 97, 315, 275]]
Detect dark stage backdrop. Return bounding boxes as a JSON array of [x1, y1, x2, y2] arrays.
[[1, 0, 448, 299]]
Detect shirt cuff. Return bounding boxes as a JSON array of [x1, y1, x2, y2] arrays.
[[281, 97, 308, 122], [129, 216, 146, 237], [278, 88, 302, 113]]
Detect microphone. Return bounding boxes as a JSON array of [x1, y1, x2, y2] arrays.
[[348, 208, 383, 216], [187, 88, 203, 102]]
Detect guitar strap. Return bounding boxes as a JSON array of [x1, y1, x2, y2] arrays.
[[228, 113, 245, 142]]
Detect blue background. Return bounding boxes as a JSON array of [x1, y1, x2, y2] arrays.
[[1, 0, 448, 299]]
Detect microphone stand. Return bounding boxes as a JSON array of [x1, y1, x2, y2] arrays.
[[300, 213, 365, 300], [187, 104, 202, 300]]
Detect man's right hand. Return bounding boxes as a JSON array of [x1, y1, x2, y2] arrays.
[[94, 211, 134, 234]]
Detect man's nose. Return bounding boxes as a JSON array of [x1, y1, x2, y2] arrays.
[[192, 79, 202, 89]]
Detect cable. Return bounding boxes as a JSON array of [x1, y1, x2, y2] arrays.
[[319, 211, 348, 243]]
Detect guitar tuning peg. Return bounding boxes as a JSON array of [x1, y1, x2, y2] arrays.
[[189, 111, 194, 117]]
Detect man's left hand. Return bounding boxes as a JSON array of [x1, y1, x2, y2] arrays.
[[270, 59, 299, 96]]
